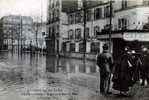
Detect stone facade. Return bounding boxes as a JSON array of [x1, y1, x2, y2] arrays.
[[0, 15, 34, 51], [47, 0, 149, 59]]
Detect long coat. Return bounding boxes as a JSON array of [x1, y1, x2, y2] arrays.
[[140, 51, 149, 78], [112, 53, 138, 92]]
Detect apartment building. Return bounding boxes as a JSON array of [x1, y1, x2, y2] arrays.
[[46, 0, 149, 60], [0, 15, 34, 51], [46, 0, 70, 55], [46, 0, 104, 55], [111, 0, 149, 58]]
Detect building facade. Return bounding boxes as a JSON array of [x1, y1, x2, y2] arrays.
[[46, 0, 149, 60], [0, 15, 34, 52], [46, 0, 72, 55], [33, 22, 47, 52]]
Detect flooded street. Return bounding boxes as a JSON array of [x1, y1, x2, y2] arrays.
[[0, 52, 148, 100], [0, 52, 98, 100]]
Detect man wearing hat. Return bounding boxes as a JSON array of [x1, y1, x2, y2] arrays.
[[140, 46, 149, 86], [97, 43, 113, 94]]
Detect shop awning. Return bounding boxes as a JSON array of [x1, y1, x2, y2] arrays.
[[97, 30, 149, 42], [123, 32, 149, 41]]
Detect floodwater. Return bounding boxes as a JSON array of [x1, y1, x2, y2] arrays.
[[0, 52, 98, 100], [0, 52, 148, 100]]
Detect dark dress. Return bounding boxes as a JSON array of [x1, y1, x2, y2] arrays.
[[112, 53, 137, 92]]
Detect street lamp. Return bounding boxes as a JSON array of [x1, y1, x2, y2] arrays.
[[109, 0, 112, 53], [83, 0, 87, 59]]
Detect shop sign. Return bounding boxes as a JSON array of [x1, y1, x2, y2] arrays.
[[123, 32, 149, 41]]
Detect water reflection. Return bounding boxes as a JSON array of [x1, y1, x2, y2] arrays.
[[0, 52, 98, 99], [46, 56, 97, 74], [0, 52, 97, 85]]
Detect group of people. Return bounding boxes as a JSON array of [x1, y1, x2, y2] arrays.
[[97, 43, 149, 96]]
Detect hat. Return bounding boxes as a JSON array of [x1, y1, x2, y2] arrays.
[[102, 44, 109, 50], [124, 46, 130, 51]]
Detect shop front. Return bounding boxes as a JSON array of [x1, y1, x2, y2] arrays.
[[61, 39, 104, 60], [97, 30, 149, 60]]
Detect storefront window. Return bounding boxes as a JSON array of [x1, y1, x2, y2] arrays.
[[70, 43, 75, 52], [62, 42, 67, 52], [91, 42, 100, 53], [79, 42, 84, 53]]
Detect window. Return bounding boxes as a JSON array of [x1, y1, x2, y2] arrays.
[[143, 0, 149, 6], [94, 26, 100, 36], [52, 26, 56, 37], [75, 12, 83, 23], [56, 9, 59, 20], [75, 28, 81, 39], [52, 11, 55, 21], [53, 9, 59, 21], [48, 27, 51, 37], [91, 42, 100, 53], [68, 14, 75, 24], [86, 10, 92, 21], [62, 42, 67, 52], [104, 6, 110, 18], [56, 25, 59, 37], [103, 24, 113, 31], [122, 0, 128, 9], [79, 42, 84, 53], [94, 8, 102, 20], [49, 1, 51, 9], [56, 0, 59, 6], [85, 28, 90, 38], [50, 12, 53, 22], [68, 30, 74, 39], [70, 43, 75, 52], [118, 18, 127, 30], [104, 24, 110, 30], [52, 1, 54, 8]]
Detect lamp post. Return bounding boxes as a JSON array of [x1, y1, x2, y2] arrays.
[[109, 0, 112, 53], [20, 16, 23, 54], [83, 0, 87, 59]]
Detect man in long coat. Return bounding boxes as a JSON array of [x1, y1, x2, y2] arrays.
[[140, 46, 149, 86], [97, 44, 113, 94]]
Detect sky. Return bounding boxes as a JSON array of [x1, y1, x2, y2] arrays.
[[0, 0, 48, 22]]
